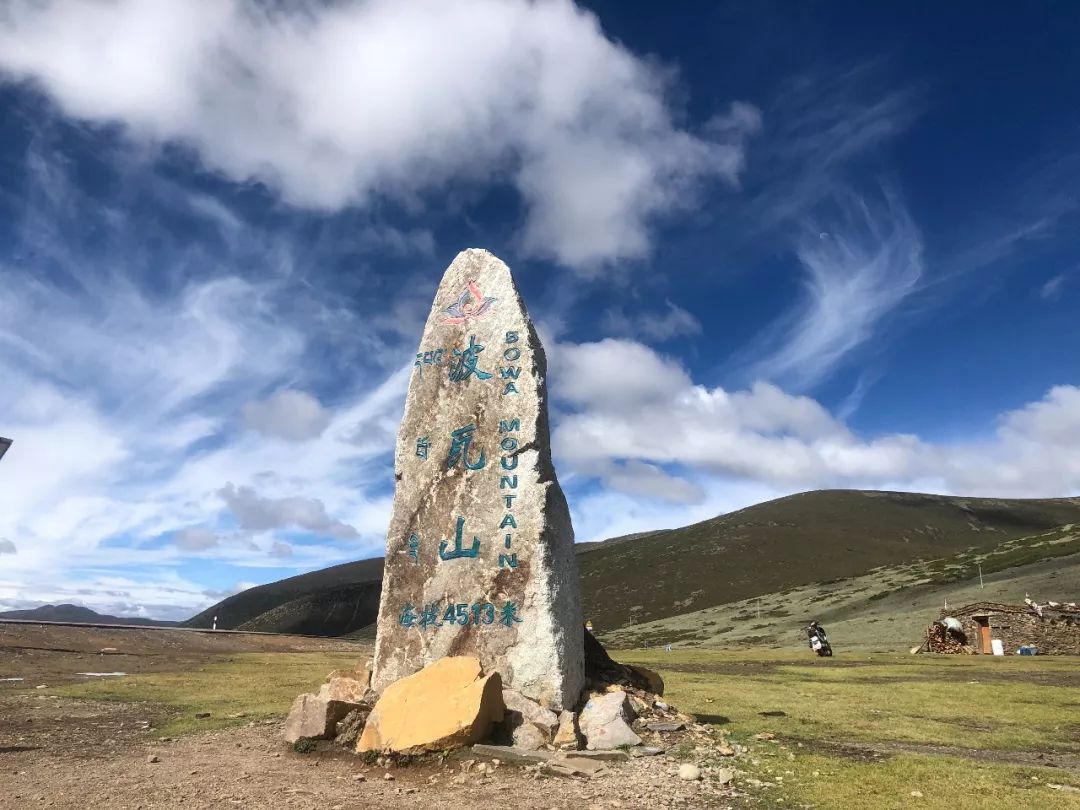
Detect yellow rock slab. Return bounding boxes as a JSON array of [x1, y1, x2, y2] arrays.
[[356, 656, 504, 753]]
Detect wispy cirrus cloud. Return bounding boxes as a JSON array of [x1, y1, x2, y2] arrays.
[[740, 188, 924, 390], [0, 142, 409, 619], [601, 300, 703, 342], [0, 0, 759, 270], [1040, 273, 1068, 300]]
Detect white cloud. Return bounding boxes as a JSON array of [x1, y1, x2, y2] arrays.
[[0, 145, 409, 619], [1040, 273, 1067, 301], [242, 389, 331, 442], [742, 188, 923, 389], [0, 539, 16, 555], [0, 0, 758, 269], [604, 460, 705, 504], [173, 528, 218, 551], [602, 301, 703, 342], [553, 338, 1080, 540], [219, 483, 359, 540], [269, 540, 293, 559]]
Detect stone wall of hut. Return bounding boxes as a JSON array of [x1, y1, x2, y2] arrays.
[[947, 607, 1080, 655]]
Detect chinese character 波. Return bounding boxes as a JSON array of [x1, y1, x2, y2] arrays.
[[448, 335, 493, 382], [416, 436, 431, 460]]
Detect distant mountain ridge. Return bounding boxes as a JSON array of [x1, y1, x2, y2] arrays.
[[0, 603, 179, 626], [185, 489, 1080, 637]]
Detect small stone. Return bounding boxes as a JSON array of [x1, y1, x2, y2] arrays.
[[352, 774, 366, 782], [578, 691, 641, 751], [654, 700, 669, 711], [512, 723, 547, 751], [553, 710, 582, 750], [715, 741, 736, 756], [629, 746, 664, 757], [644, 721, 685, 733], [678, 764, 701, 781], [716, 768, 735, 785], [752, 732, 776, 741], [383, 772, 394, 781], [146, 755, 160, 764], [195, 712, 211, 719], [910, 790, 923, 798]]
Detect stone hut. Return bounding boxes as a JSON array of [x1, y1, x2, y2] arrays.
[[939, 602, 1080, 655]]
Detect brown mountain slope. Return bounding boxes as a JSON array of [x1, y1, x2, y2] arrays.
[[578, 489, 1080, 631], [184, 557, 383, 630]]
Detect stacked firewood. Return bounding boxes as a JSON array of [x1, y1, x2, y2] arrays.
[[923, 622, 974, 654]]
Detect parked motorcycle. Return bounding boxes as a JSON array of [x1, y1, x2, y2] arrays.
[[806, 621, 833, 657]]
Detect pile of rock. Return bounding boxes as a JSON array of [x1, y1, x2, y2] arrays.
[[284, 640, 709, 763], [283, 662, 376, 746]]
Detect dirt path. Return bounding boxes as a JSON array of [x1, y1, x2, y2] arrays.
[[813, 739, 1080, 773], [1, 693, 744, 810]]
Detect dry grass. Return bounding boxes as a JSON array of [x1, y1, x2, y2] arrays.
[[51, 651, 361, 735], [46, 645, 1080, 808]]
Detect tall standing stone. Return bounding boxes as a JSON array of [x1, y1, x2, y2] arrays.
[[370, 248, 584, 711]]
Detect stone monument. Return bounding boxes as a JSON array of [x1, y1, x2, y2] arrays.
[[370, 248, 584, 712]]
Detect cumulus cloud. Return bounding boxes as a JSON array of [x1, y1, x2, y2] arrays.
[[0, 0, 758, 269], [218, 483, 360, 540], [553, 339, 1080, 524], [0, 539, 16, 555], [173, 528, 218, 551], [604, 461, 705, 504], [269, 540, 293, 559], [242, 389, 331, 442]]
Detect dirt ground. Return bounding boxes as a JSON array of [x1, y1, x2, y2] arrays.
[[0, 624, 744, 810], [0, 622, 364, 685]]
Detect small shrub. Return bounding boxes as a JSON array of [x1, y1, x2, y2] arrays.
[[292, 738, 317, 754]]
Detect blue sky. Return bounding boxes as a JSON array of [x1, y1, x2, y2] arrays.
[[0, 1, 1077, 620]]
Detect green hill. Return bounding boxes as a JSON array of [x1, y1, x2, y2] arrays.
[[599, 524, 1080, 651], [186, 489, 1080, 638], [579, 490, 1080, 632], [0, 603, 178, 626], [184, 557, 383, 630]]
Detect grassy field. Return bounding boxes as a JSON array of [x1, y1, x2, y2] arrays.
[[50, 651, 361, 735], [619, 648, 1080, 810], [44, 646, 1080, 808]]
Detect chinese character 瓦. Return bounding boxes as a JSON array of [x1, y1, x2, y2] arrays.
[[446, 423, 486, 471]]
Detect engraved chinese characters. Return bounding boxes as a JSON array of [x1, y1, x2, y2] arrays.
[[371, 249, 584, 712]]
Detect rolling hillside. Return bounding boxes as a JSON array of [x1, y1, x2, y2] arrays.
[[579, 490, 1080, 631], [184, 557, 383, 630], [0, 603, 179, 626], [187, 489, 1080, 637], [599, 524, 1080, 651]]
